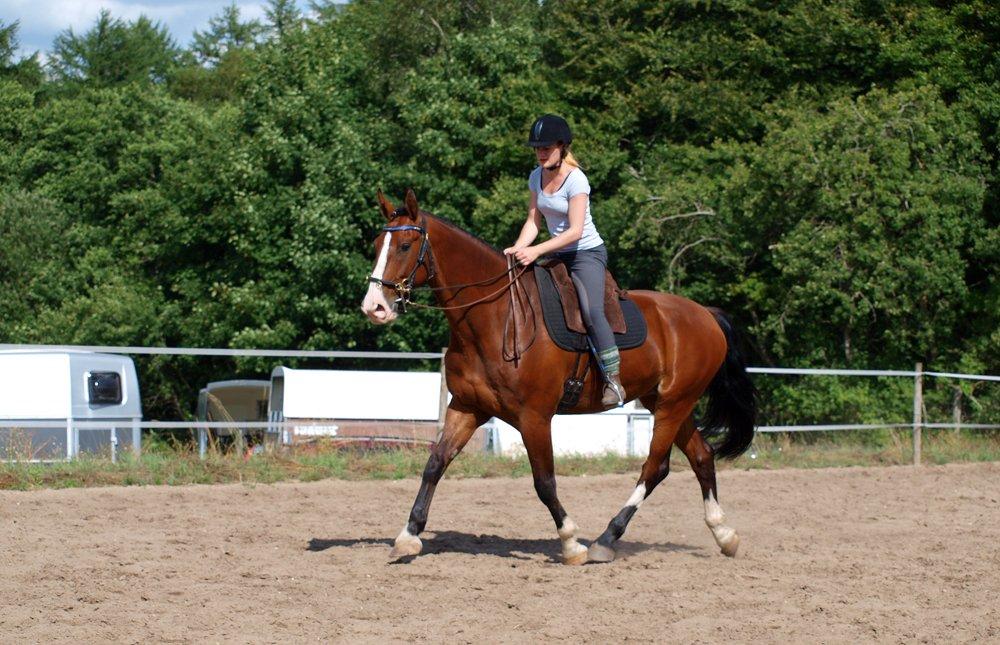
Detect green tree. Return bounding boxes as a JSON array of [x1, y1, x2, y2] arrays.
[[602, 84, 994, 424], [391, 20, 556, 223], [5, 84, 244, 414], [191, 21, 387, 356], [730, 87, 989, 370], [0, 20, 42, 87], [264, 0, 303, 40], [191, 3, 264, 66], [325, 0, 537, 105], [0, 191, 75, 336], [49, 10, 180, 88], [0, 79, 35, 182], [172, 4, 263, 103]]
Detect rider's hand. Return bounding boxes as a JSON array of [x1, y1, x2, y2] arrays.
[[513, 246, 540, 266], [503, 246, 519, 256]]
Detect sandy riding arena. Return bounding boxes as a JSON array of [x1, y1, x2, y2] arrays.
[[2, 462, 998, 642]]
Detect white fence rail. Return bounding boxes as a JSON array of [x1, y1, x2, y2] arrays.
[[747, 366, 1000, 382], [0, 344, 996, 464], [0, 344, 442, 360]]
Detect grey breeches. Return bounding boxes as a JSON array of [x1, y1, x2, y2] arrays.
[[556, 244, 616, 352]]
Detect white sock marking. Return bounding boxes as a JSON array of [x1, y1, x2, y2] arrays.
[[557, 516, 586, 561], [625, 483, 647, 509], [704, 491, 737, 549], [704, 491, 725, 527], [557, 517, 578, 541]]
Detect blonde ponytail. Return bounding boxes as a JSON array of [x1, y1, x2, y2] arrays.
[[563, 148, 582, 169]]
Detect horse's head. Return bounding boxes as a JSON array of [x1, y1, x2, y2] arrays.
[[361, 189, 434, 324]]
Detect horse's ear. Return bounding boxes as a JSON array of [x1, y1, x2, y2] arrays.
[[404, 189, 420, 220], [376, 189, 395, 221]]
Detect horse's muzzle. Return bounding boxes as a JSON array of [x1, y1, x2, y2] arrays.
[[361, 283, 398, 324]]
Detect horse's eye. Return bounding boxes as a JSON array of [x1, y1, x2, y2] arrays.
[[400, 243, 412, 252]]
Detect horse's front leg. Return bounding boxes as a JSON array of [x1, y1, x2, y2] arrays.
[[390, 402, 488, 559], [519, 414, 589, 565]]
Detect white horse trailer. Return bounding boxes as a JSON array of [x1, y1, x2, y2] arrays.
[[0, 351, 142, 461], [268, 367, 443, 445], [486, 402, 654, 457], [266, 366, 649, 454]]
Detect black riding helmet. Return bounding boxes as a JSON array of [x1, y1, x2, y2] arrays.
[[527, 114, 573, 147]]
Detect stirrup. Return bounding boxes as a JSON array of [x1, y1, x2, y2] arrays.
[[602, 376, 625, 408]]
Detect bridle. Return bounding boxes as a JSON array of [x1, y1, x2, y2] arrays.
[[365, 210, 536, 364], [366, 211, 529, 313], [366, 210, 436, 314]]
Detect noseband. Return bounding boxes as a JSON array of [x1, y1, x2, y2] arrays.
[[366, 212, 435, 313]]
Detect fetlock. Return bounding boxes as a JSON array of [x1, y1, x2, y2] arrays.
[[602, 373, 625, 408]]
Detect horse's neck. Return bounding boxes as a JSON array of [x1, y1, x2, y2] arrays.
[[425, 216, 512, 329]]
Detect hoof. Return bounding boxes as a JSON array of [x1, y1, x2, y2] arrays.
[[587, 541, 616, 563], [719, 533, 740, 558], [389, 531, 422, 559], [562, 543, 588, 566]]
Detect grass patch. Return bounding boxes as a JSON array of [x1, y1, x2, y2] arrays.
[[0, 429, 997, 490], [730, 428, 1000, 469]]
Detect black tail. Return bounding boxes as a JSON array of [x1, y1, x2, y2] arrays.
[[701, 309, 758, 460]]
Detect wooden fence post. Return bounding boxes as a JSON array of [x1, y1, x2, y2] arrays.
[[912, 362, 923, 466]]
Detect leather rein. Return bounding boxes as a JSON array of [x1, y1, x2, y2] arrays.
[[366, 216, 535, 363]]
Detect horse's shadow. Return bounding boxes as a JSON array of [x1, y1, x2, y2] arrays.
[[307, 531, 705, 563]]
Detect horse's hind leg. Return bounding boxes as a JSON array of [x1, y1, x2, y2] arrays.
[[519, 414, 589, 565], [389, 402, 487, 559], [588, 395, 694, 563], [675, 418, 740, 557]]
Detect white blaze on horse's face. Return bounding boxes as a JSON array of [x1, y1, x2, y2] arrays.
[[361, 232, 398, 324]]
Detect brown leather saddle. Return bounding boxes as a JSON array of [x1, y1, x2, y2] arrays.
[[537, 259, 625, 334], [533, 259, 647, 353]]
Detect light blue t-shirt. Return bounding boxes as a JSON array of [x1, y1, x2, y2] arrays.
[[529, 166, 604, 252]]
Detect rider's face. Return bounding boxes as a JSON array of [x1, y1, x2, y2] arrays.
[[535, 144, 562, 169]]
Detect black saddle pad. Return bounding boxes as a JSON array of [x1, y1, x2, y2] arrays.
[[534, 265, 648, 353]]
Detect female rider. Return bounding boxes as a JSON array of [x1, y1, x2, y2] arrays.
[[504, 114, 624, 408]]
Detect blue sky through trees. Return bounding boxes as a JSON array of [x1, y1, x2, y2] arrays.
[[2, 0, 312, 59]]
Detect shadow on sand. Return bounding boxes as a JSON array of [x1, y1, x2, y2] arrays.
[[308, 531, 705, 563]]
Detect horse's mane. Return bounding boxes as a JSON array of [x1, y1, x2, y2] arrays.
[[424, 212, 504, 259]]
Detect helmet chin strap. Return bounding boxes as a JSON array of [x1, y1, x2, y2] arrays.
[[543, 144, 565, 171]]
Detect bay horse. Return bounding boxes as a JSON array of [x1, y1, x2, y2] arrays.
[[361, 189, 757, 564]]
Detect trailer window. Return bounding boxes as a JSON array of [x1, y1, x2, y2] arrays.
[[88, 372, 122, 405]]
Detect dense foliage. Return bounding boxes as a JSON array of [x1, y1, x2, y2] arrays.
[[0, 1, 996, 425]]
